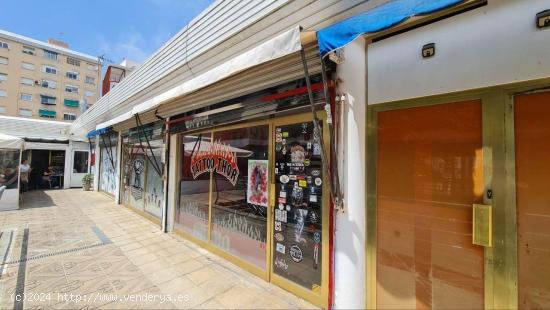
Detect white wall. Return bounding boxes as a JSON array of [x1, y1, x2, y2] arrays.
[[63, 142, 73, 189], [333, 37, 367, 309], [368, 0, 550, 104]]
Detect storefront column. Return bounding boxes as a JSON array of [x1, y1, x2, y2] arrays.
[[333, 37, 367, 309], [161, 118, 170, 232], [166, 133, 179, 232], [63, 141, 73, 189], [114, 131, 122, 204], [93, 136, 100, 192]]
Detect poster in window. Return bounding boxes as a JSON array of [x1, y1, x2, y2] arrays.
[[247, 159, 268, 207]]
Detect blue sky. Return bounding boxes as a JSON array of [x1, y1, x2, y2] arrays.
[[1, 0, 213, 64]]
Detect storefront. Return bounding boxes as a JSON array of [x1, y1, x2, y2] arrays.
[[169, 77, 332, 307], [120, 121, 165, 224], [98, 131, 118, 196], [357, 1, 550, 308]]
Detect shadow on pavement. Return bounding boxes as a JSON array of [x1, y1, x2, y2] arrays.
[[20, 190, 56, 209]]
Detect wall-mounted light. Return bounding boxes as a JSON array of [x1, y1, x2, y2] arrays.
[[537, 10, 550, 29], [422, 43, 435, 58]]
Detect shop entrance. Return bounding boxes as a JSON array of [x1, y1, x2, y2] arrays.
[[514, 91, 550, 308], [174, 112, 329, 307], [368, 86, 550, 309], [370, 100, 486, 309]]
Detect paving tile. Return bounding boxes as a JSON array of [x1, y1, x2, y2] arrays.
[[0, 189, 318, 309]]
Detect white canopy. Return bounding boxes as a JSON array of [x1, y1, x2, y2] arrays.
[[96, 26, 302, 130], [0, 133, 24, 149]]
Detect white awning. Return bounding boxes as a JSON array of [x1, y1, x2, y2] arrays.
[[95, 111, 133, 130], [0, 115, 71, 141], [0, 133, 24, 149], [96, 26, 303, 130]]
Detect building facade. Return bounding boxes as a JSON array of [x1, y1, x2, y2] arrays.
[[0, 29, 100, 122], [68, 0, 550, 309]]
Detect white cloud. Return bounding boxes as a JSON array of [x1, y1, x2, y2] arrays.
[[95, 27, 149, 64]]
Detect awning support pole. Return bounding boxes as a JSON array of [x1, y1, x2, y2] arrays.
[[135, 114, 163, 176], [300, 48, 341, 208], [101, 133, 116, 171], [320, 58, 343, 211]]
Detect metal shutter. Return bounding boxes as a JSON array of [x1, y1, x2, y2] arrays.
[[156, 42, 321, 119]]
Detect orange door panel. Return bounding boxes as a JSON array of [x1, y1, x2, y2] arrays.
[[515, 91, 550, 309], [377, 100, 485, 309]]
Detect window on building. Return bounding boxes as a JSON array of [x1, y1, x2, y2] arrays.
[[86, 63, 98, 71], [0, 106, 6, 114], [43, 65, 57, 75], [0, 57, 7, 65], [63, 113, 77, 121], [85, 76, 95, 85], [38, 109, 56, 119], [22, 46, 35, 55], [84, 91, 94, 97], [22, 62, 35, 70], [0, 42, 8, 49], [40, 95, 56, 105], [0, 73, 7, 81], [19, 108, 32, 117], [41, 79, 57, 89], [64, 99, 80, 107], [67, 57, 80, 66], [0, 90, 6, 97], [65, 84, 79, 94], [43, 49, 58, 61], [20, 78, 34, 86], [20, 93, 32, 101], [65, 71, 79, 80]]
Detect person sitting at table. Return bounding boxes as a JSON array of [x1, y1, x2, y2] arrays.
[[0, 167, 19, 189], [42, 166, 58, 189]]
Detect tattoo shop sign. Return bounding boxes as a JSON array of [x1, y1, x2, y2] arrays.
[[191, 140, 239, 185]]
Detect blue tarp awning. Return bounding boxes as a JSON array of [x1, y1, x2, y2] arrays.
[[317, 0, 465, 57], [86, 127, 109, 139]]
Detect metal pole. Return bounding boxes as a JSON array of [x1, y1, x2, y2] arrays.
[[300, 48, 335, 206]]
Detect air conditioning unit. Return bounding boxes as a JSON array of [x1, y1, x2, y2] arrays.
[[34, 80, 40, 86]]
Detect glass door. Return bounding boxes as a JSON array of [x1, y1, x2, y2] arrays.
[[270, 114, 329, 307], [70, 151, 89, 187]]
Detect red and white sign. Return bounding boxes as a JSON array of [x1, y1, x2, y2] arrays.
[[191, 139, 239, 185]]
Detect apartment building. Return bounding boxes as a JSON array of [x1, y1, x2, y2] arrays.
[[0, 29, 100, 122]]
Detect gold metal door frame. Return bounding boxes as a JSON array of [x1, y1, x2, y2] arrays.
[[269, 111, 330, 309], [170, 111, 330, 308], [365, 90, 508, 309]]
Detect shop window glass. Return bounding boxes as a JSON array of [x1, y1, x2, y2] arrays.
[[121, 125, 164, 220], [73, 151, 88, 173], [176, 134, 212, 240], [99, 134, 118, 196], [0, 149, 20, 188], [210, 125, 269, 269], [272, 122, 324, 290], [143, 143, 164, 219], [0, 149, 20, 210]]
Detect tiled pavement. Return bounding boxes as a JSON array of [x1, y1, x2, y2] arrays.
[[0, 189, 317, 309]]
